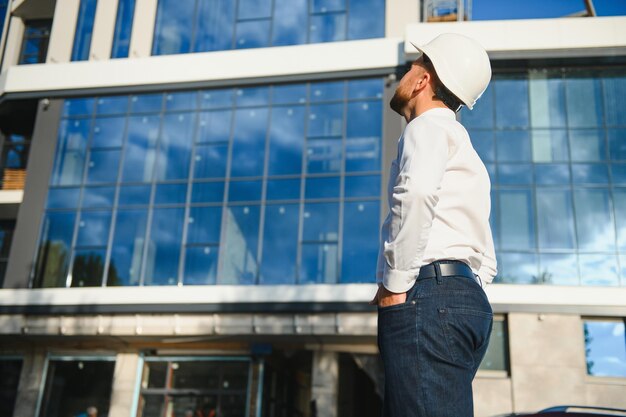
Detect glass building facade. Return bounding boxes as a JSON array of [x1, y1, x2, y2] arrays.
[[460, 67, 626, 287], [152, 0, 385, 55], [34, 79, 383, 288]]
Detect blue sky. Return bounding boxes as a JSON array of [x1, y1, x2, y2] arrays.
[[472, 0, 626, 20]]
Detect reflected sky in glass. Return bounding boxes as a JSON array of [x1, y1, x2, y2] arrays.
[[584, 321, 626, 378], [260, 204, 299, 284]]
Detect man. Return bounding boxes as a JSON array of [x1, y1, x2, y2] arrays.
[[371, 33, 497, 417]]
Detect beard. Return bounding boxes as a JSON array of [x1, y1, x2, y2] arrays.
[[389, 86, 411, 116]]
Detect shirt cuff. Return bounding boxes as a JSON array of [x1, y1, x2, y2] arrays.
[[382, 263, 417, 293]]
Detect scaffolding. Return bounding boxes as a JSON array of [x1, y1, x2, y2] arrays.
[[423, 0, 472, 22]]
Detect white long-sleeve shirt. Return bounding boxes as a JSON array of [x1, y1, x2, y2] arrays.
[[376, 107, 497, 293]]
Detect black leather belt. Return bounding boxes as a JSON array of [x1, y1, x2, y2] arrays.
[[417, 260, 475, 280]]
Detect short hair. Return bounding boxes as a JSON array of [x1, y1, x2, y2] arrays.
[[422, 54, 464, 112]]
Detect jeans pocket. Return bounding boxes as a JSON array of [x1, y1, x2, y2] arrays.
[[438, 307, 493, 368]]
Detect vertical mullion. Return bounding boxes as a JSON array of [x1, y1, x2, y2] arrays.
[[256, 89, 274, 285], [231, 0, 240, 49], [296, 83, 311, 284], [337, 81, 347, 284], [190, 0, 200, 53], [527, 72, 540, 276]]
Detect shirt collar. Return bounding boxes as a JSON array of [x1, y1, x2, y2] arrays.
[[418, 107, 456, 120]]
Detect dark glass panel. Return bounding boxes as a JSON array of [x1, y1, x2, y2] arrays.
[[259, 204, 299, 284], [300, 243, 338, 283], [71, 248, 106, 287], [230, 108, 268, 177], [478, 320, 508, 371], [187, 206, 222, 244], [235, 19, 271, 49], [272, 0, 307, 46], [156, 113, 195, 180], [305, 176, 340, 199], [611, 163, 626, 184], [107, 209, 147, 286], [536, 189, 576, 250], [194, 144, 228, 179], [344, 175, 380, 198], [266, 178, 301, 200], [71, 0, 98, 61], [191, 181, 225, 203], [309, 13, 346, 43], [76, 211, 111, 247], [92, 116, 125, 148], [220, 205, 260, 284], [608, 129, 626, 160], [154, 183, 187, 205], [228, 180, 262, 202], [144, 208, 185, 285], [111, 0, 135, 58], [86, 149, 121, 184], [122, 116, 160, 182], [152, 0, 194, 55], [0, 360, 22, 417], [347, 0, 384, 40], [341, 201, 379, 282], [145, 362, 167, 388], [268, 105, 305, 175], [193, 0, 235, 52], [34, 212, 76, 288]]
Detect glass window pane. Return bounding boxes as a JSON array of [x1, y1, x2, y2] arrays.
[[47, 187, 81, 209], [193, 0, 235, 52], [187, 206, 222, 244], [495, 77, 529, 129], [71, 248, 106, 287], [566, 76, 604, 128], [259, 204, 299, 284], [529, 70, 566, 128], [309, 13, 346, 43], [197, 110, 232, 143], [111, 0, 135, 58], [199, 89, 234, 109], [461, 85, 493, 129], [310, 81, 344, 102], [469, 130, 494, 162], [347, 79, 383, 100], [228, 180, 262, 202], [341, 201, 379, 283], [107, 209, 147, 286], [92, 116, 125, 148], [144, 208, 184, 285], [64, 98, 95, 116], [347, 100, 382, 140], [302, 202, 338, 241], [235, 19, 271, 49], [231, 108, 268, 177], [268, 106, 305, 175], [154, 183, 187, 205], [145, 362, 167, 388], [34, 212, 76, 287], [574, 189, 615, 251], [139, 394, 164, 417], [571, 163, 609, 184], [536, 189, 576, 250], [184, 246, 218, 285], [531, 129, 569, 163], [345, 136, 381, 172], [612, 163, 626, 185], [152, 0, 194, 55], [165, 92, 197, 112], [608, 129, 626, 160], [300, 242, 338, 283], [344, 175, 380, 198], [584, 321, 626, 378], [499, 190, 535, 250], [118, 185, 151, 206], [87, 149, 120, 184], [191, 181, 224, 203], [603, 74, 626, 126], [0, 360, 22, 417], [76, 211, 111, 247], [220, 205, 260, 284], [171, 362, 220, 389], [534, 164, 570, 186], [539, 253, 579, 285], [347, 0, 384, 40], [52, 119, 89, 186], [496, 130, 531, 162], [579, 254, 619, 286], [305, 176, 340, 199], [272, 0, 307, 46], [495, 252, 538, 284], [131, 94, 163, 113], [39, 360, 115, 417], [156, 113, 195, 180], [238, 0, 271, 19], [235, 86, 270, 107], [309, 103, 343, 138], [478, 320, 508, 371], [96, 96, 129, 116], [306, 138, 342, 173], [71, 0, 98, 61], [311, 0, 345, 13], [272, 84, 307, 104], [194, 144, 228, 179], [266, 178, 300, 200], [614, 189, 626, 250], [570, 130, 606, 161], [122, 116, 160, 182], [497, 164, 532, 185]]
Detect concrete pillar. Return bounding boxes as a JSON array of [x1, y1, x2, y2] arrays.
[[1, 17, 25, 72], [128, 0, 158, 58], [12, 350, 46, 417], [108, 352, 140, 417], [386, 0, 420, 38], [89, 0, 119, 61], [46, 0, 80, 63], [311, 351, 338, 417]]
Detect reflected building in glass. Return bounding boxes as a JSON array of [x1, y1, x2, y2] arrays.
[[0, 1, 625, 416]]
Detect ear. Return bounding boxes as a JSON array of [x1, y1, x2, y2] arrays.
[[410, 69, 431, 98]]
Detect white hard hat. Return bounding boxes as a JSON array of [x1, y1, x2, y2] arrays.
[[411, 33, 491, 110]]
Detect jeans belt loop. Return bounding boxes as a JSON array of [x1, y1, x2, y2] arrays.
[[434, 262, 443, 285]]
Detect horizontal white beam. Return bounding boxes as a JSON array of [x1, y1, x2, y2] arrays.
[[0, 38, 402, 97], [405, 16, 626, 59], [1, 284, 625, 315], [0, 190, 23, 204]]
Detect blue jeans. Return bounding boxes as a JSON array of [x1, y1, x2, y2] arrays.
[[377, 268, 493, 417]]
